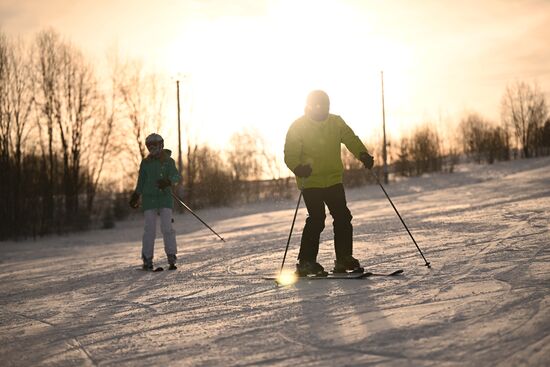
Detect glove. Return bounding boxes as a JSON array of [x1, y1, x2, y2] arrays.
[[129, 192, 140, 209], [293, 164, 312, 178], [157, 177, 172, 189], [359, 152, 374, 169]]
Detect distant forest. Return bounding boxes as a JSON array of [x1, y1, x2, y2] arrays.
[[1, 29, 549, 239]]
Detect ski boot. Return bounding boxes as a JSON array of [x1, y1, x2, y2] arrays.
[[295, 260, 328, 277], [333, 255, 364, 274], [167, 254, 177, 270], [142, 256, 154, 271]]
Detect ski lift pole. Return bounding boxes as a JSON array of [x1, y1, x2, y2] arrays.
[[368, 169, 431, 268], [171, 191, 225, 242], [279, 178, 307, 276]]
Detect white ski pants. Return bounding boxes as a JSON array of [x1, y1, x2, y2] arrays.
[[142, 208, 177, 260]]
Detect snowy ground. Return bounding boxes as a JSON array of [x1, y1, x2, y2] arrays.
[[1, 157, 549, 367]]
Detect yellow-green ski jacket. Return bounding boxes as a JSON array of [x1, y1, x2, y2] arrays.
[[284, 114, 368, 189]]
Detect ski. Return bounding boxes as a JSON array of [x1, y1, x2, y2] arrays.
[[365, 269, 404, 277], [137, 267, 164, 272], [263, 269, 403, 282], [309, 269, 403, 279]]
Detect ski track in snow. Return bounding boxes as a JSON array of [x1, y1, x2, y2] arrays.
[[1, 157, 549, 366]]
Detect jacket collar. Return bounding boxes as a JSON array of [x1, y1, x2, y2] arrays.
[[146, 149, 172, 162]]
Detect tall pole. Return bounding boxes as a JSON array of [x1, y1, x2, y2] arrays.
[[171, 191, 225, 242], [176, 80, 183, 174], [367, 170, 431, 267], [381, 71, 389, 184]]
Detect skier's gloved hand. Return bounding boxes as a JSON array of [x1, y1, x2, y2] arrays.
[[293, 164, 312, 178], [129, 192, 140, 209], [359, 152, 374, 169], [157, 177, 172, 189]]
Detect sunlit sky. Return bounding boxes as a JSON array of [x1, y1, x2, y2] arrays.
[[2, 0, 550, 164]]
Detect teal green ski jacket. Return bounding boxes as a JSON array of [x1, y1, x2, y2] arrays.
[[135, 149, 181, 211]]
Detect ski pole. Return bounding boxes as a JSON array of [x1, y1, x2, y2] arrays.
[[279, 179, 306, 276], [368, 169, 431, 268], [171, 191, 226, 242]]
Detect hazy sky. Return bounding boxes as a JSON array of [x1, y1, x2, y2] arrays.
[[2, 0, 550, 158]]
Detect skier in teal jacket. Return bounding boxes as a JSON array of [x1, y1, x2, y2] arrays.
[[129, 133, 181, 270]]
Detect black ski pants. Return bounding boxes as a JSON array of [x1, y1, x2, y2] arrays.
[[299, 183, 353, 262]]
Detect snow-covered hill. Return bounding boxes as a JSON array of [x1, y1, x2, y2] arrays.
[[1, 157, 549, 366]]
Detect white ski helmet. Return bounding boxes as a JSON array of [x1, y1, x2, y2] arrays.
[[145, 133, 164, 156]]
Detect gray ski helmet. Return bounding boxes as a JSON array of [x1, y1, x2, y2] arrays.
[[306, 90, 330, 108], [145, 133, 164, 155]]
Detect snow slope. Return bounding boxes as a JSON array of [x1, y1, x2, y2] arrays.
[[1, 157, 549, 366]]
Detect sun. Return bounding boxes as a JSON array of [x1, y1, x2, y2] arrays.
[[160, 0, 418, 151]]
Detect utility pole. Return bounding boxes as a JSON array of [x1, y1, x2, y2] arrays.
[[381, 71, 389, 184], [176, 80, 183, 175]]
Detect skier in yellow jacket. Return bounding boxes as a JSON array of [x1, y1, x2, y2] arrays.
[[284, 90, 374, 277]]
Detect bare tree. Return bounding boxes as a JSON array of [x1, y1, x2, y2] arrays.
[[0, 33, 10, 159], [0, 32, 12, 238], [394, 137, 413, 177], [409, 124, 442, 175], [83, 77, 117, 214], [256, 139, 291, 199], [226, 129, 274, 203], [460, 112, 510, 164], [193, 145, 233, 207], [0, 32, 34, 237], [7, 39, 34, 167], [460, 113, 489, 163], [61, 41, 97, 226], [33, 29, 99, 229], [541, 118, 550, 154], [115, 59, 166, 167], [258, 138, 282, 181], [0, 28, 124, 238], [227, 129, 265, 182], [32, 30, 61, 232], [501, 81, 548, 158], [185, 142, 199, 206]]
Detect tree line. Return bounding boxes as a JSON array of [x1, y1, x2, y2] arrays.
[[0, 29, 292, 239], [1, 29, 549, 240], [389, 81, 549, 178]]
